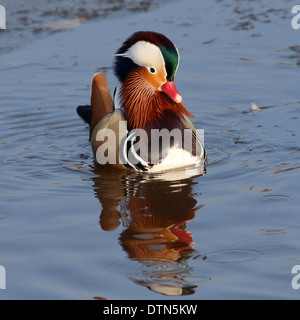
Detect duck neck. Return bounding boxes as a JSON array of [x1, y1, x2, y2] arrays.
[[119, 70, 193, 130], [118, 71, 156, 129]]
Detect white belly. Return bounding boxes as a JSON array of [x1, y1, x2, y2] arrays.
[[148, 147, 202, 173]]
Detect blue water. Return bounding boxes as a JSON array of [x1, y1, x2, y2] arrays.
[[0, 0, 300, 299]]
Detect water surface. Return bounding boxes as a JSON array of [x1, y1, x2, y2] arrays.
[[0, 0, 300, 299]]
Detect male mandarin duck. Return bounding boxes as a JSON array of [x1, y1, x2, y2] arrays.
[[77, 31, 206, 172]]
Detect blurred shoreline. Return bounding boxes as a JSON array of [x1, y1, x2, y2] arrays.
[[0, 0, 168, 54]]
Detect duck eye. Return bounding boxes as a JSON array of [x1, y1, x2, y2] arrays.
[[149, 67, 156, 74]]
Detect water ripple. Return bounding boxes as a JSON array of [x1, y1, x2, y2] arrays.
[[260, 194, 290, 201], [205, 249, 261, 264], [107, 258, 210, 296]]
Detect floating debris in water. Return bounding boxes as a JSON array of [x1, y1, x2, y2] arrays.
[[46, 17, 85, 30], [250, 102, 260, 112], [202, 38, 216, 45]]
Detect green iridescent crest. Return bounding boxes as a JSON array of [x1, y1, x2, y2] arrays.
[[161, 46, 179, 82]]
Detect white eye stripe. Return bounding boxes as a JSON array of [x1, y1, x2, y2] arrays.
[[116, 41, 165, 73]]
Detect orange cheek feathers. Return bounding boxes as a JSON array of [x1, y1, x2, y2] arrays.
[[141, 67, 166, 91]]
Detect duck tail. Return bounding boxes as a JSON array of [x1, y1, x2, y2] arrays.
[[90, 73, 114, 138], [77, 104, 92, 125], [77, 73, 114, 139]]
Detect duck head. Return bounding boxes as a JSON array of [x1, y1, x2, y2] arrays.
[[114, 31, 193, 129]]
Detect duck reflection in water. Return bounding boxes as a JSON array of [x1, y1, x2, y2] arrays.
[[92, 167, 205, 296]]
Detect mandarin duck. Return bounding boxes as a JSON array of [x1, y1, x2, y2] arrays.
[[77, 31, 206, 172]]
